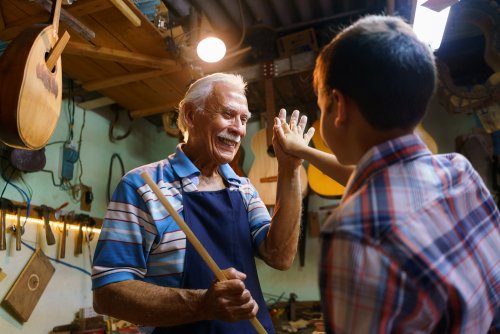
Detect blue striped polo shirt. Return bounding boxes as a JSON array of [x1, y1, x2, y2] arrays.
[[92, 145, 271, 289]]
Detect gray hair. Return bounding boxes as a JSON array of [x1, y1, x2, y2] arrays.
[[177, 73, 247, 134]]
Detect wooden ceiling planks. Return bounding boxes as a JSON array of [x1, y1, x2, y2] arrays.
[[0, 0, 190, 119]]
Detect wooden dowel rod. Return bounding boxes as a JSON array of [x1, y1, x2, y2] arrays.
[[46, 30, 70, 72], [110, 0, 141, 27], [16, 208, 21, 251], [140, 172, 268, 334]]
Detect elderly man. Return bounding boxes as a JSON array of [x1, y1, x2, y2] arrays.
[[92, 73, 307, 333]]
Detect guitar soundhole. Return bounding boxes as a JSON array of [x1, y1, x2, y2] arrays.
[[44, 52, 56, 73], [267, 145, 275, 157]]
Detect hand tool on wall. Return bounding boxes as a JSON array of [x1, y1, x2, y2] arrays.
[[15, 207, 23, 251], [0, 198, 13, 251], [75, 214, 89, 255], [141, 172, 268, 334], [75, 217, 83, 255], [60, 214, 67, 258], [54, 207, 72, 258], [37, 205, 56, 245]]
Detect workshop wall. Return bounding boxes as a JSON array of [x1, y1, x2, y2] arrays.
[[0, 94, 479, 333], [0, 100, 174, 334]]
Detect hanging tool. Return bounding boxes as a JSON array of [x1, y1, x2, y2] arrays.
[[54, 206, 72, 258], [60, 214, 67, 258], [75, 213, 89, 255], [37, 205, 56, 245], [14, 206, 23, 251], [0, 198, 13, 251]]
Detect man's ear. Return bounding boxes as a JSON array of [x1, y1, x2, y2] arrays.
[[332, 89, 347, 127], [183, 102, 197, 129]]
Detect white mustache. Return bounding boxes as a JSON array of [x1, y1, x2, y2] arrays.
[[218, 130, 241, 143]]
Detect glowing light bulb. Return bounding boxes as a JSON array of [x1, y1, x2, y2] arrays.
[[196, 37, 226, 63]]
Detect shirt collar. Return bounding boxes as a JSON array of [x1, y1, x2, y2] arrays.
[[344, 133, 431, 200], [169, 144, 242, 187]]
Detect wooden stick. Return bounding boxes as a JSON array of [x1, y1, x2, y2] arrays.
[[60, 216, 67, 258], [33, 0, 96, 42], [50, 0, 63, 34], [109, 0, 141, 27], [140, 172, 268, 334], [46, 30, 70, 72], [16, 208, 22, 251]]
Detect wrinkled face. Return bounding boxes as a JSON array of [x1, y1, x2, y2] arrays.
[[192, 83, 251, 165]]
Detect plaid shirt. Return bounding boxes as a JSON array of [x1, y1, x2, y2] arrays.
[[320, 134, 500, 334]]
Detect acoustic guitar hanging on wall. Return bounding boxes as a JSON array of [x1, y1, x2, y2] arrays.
[[248, 61, 308, 205], [0, 0, 70, 150], [307, 120, 345, 197]]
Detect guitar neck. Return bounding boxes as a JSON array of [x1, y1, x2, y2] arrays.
[[50, 0, 63, 35], [264, 77, 275, 148]]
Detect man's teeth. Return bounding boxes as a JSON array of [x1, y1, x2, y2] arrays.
[[219, 137, 238, 146]]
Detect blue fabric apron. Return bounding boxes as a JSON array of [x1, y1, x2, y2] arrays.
[[153, 187, 275, 334]]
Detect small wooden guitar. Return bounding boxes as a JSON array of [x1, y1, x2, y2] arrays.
[[0, 0, 70, 149], [307, 120, 345, 197], [248, 61, 308, 205]]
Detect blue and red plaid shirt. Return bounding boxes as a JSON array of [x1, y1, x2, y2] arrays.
[[320, 134, 500, 333]]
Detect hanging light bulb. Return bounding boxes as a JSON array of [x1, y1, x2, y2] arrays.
[[196, 37, 226, 63]]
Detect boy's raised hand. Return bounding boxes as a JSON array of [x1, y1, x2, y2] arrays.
[[274, 108, 315, 158]]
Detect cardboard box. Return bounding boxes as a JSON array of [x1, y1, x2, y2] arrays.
[[277, 28, 318, 58]]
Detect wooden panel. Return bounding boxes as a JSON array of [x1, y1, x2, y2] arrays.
[[2, 249, 55, 323], [66, 0, 113, 17]]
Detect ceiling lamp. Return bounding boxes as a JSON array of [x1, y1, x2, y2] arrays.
[[196, 36, 226, 63]]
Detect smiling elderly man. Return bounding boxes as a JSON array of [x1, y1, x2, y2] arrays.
[[91, 73, 309, 334]]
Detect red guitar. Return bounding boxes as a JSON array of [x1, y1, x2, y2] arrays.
[[0, 0, 70, 149], [248, 61, 308, 205]]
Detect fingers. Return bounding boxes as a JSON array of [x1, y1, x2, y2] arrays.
[[274, 117, 285, 144], [304, 127, 315, 145], [222, 267, 247, 281], [207, 271, 259, 322], [289, 110, 299, 130], [278, 108, 287, 125], [274, 108, 312, 147]]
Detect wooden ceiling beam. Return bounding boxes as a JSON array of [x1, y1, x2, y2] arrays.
[[77, 96, 115, 110], [130, 102, 179, 119], [67, 0, 113, 17], [82, 68, 180, 92], [0, 16, 41, 41], [65, 41, 177, 69], [109, 0, 141, 27], [32, 0, 95, 42], [0, 0, 104, 41]]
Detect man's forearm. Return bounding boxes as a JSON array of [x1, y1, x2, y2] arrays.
[[260, 166, 302, 270], [93, 280, 206, 327]]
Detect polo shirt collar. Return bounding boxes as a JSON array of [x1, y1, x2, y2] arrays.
[[169, 144, 242, 187]]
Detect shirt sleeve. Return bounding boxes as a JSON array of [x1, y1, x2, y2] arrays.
[[239, 178, 271, 250], [319, 234, 438, 334], [92, 178, 155, 289]]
